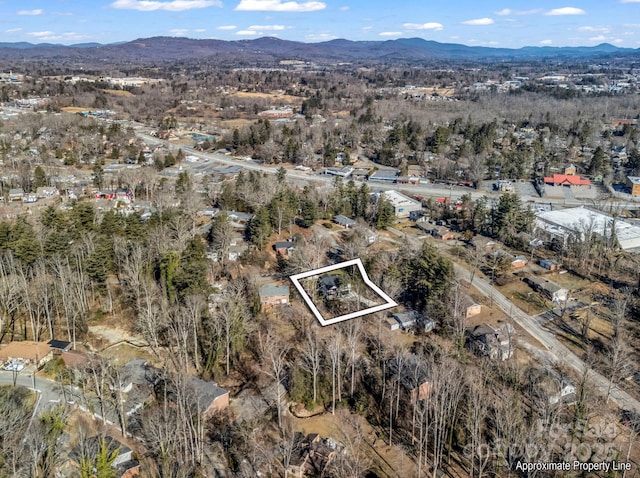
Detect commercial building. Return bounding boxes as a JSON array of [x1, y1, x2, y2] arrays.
[[380, 190, 422, 218], [535, 207, 640, 252]]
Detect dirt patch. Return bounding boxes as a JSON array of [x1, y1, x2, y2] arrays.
[[102, 89, 134, 97], [100, 343, 158, 366], [61, 106, 93, 113], [232, 91, 301, 103], [218, 119, 254, 129], [87, 325, 146, 350], [293, 411, 418, 478]]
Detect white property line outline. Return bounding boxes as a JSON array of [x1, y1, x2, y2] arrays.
[[289, 258, 398, 326]]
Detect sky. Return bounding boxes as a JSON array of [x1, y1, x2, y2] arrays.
[[2, 0, 640, 48]]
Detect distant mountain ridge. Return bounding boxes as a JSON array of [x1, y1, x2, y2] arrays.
[[0, 36, 638, 64]]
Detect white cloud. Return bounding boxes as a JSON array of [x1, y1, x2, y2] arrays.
[[194, 28, 206, 32], [169, 28, 189, 35], [235, 0, 326, 12], [403, 22, 443, 31], [545, 7, 586, 16], [379, 31, 402, 36], [621, 0, 640, 3], [623, 23, 640, 27], [28, 31, 55, 37], [495, 8, 511, 16], [306, 32, 337, 40], [462, 17, 494, 25], [217, 25, 237, 30], [577, 26, 609, 33], [17, 9, 44, 15], [247, 24, 287, 30], [613, 38, 624, 43], [236, 30, 260, 35], [5, 28, 23, 33], [540, 39, 553, 44], [362, 26, 373, 31], [589, 35, 606, 41], [339, 6, 349, 10], [27, 31, 87, 42], [110, 0, 221, 11]]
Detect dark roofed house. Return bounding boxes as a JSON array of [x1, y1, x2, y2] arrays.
[[524, 276, 568, 302], [392, 310, 435, 332], [48, 339, 72, 352], [274, 239, 296, 256], [318, 273, 350, 299], [333, 215, 356, 228], [188, 377, 230, 419], [466, 323, 515, 361]]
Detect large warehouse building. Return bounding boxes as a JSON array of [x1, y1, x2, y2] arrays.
[[535, 207, 640, 252]]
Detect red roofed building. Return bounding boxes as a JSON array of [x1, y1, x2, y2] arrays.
[[544, 174, 591, 187]]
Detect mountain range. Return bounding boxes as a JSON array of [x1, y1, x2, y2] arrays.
[[0, 36, 638, 65]]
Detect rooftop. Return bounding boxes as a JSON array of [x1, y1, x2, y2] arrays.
[[381, 190, 421, 208], [0, 341, 52, 361], [628, 176, 640, 185], [259, 284, 290, 298], [536, 206, 640, 251]]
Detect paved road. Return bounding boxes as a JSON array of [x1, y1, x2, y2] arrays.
[[134, 130, 640, 210], [0, 370, 67, 417], [387, 226, 640, 414], [458, 263, 640, 414]]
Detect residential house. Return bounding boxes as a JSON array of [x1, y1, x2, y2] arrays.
[[70, 436, 139, 478], [8, 188, 24, 201], [274, 239, 296, 256], [0, 341, 53, 368], [429, 225, 454, 240], [224, 210, 255, 228], [259, 284, 290, 310], [471, 235, 497, 251], [409, 210, 428, 222], [61, 350, 91, 369], [188, 377, 230, 419], [564, 164, 577, 176], [286, 433, 339, 478], [461, 295, 482, 318], [529, 369, 576, 405], [318, 274, 350, 299], [384, 317, 401, 331], [391, 310, 435, 332], [539, 258, 562, 271], [511, 255, 528, 268], [333, 215, 356, 228], [626, 176, 640, 197], [466, 323, 515, 361], [524, 276, 568, 302]]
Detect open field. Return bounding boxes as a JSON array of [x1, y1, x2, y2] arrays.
[[232, 91, 301, 102], [61, 106, 93, 113], [102, 89, 134, 97]]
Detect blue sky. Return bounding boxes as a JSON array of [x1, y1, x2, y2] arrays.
[[2, 0, 640, 48]]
